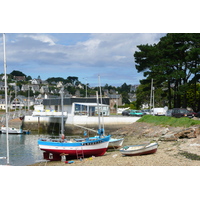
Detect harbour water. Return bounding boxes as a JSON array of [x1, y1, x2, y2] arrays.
[[0, 132, 52, 166]]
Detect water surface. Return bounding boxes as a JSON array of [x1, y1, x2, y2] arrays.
[[0, 133, 49, 166]]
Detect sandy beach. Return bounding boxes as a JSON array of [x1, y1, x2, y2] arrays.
[[31, 122, 200, 166]]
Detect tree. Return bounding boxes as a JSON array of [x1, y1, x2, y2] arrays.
[[134, 33, 200, 111], [66, 76, 79, 85], [46, 77, 65, 83], [10, 70, 26, 77]]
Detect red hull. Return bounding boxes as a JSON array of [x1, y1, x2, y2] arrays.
[[123, 148, 157, 156], [42, 148, 108, 161]]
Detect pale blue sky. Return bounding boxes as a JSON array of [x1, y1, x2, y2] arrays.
[[0, 33, 166, 87]]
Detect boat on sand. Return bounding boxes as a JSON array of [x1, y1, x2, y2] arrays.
[[107, 137, 124, 149], [38, 88, 110, 161], [120, 142, 158, 156]]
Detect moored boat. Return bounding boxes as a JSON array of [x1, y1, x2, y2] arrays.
[[1, 126, 23, 134], [120, 142, 158, 156]]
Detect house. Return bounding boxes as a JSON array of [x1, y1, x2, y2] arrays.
[[21, 85, 30, 92], [75, 90, 81, 97], [12, 85, 21, 93], [9, 83, 21, 93], [56, 81, 63, 88], [42, 97, 110, 116], [31, 85, 40, 93], [21, 84, 40, 93], [130, 85, 139, 93], [0, 81, 5, 91], [41, 80, 49, 85], [13, 76, 26, 81], [40, 85, 49, 94], [10, 95, 26, 109], [128, 93, 137, 102], [77, 84, 84, 89], [108, 94, 122, 113], [0, 97, 12, 110], [10, 95, 35, 109], [65, 83, 73, 87], [30, 77, 42, 85]]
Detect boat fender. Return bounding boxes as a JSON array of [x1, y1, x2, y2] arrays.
[[65, 161, 74, 164]]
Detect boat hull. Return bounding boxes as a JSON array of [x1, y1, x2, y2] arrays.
[[108, 138, 124, 149], [120, 142, 158, 156], [38, 136, 110, 161], [1, 127, 23, 134], [42, 148, 108, 161]]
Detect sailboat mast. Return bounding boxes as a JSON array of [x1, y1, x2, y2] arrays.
[[98, 75, 105, 133], [150, 78, 153, 115], [61, 87, 64, 135], [96, 91, 101, 131], [3, 33, 9, 165]]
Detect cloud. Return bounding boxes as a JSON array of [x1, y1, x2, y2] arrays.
[[19, 34, 56, 46], [0, 33, 166, 86]]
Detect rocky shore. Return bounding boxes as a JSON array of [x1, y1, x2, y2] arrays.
[[32, 122, 200, 166]]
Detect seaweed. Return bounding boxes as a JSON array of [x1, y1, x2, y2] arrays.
[[179, 151, 200, 161]]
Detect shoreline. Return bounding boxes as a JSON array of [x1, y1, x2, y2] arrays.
[[31, 134, 200, 166]]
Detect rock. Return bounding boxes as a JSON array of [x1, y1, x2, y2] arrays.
[[162, 128, 169, 135], [174, 128, 197, 139], [194, 127, 200, 135], [159, 133, 178, 141], [112, 154, 118, 158]]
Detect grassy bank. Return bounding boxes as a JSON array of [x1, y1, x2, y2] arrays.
[[137, 115, 200, 127]]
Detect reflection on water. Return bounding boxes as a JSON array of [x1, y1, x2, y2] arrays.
[[0, 132, 52, 166]]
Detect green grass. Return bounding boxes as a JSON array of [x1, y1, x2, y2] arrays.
[[137, 115, 200, 128]]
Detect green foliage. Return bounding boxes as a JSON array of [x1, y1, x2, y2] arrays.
[[137, 115, 200, 127], [46, 77, 65, 83], [134, 33, 200, 110], [10, 70, 26, 77], [128, 102, 137, 109]]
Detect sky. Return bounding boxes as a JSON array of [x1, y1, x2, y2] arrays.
[[0, 33, 166, 87], [0, 1, 198, 88]]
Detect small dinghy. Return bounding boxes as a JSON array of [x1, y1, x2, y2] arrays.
[[120, 142, 158, 156]]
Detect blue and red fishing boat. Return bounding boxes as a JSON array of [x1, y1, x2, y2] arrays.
[[38, 88, 110, 161], [38, 131, 110, 161]]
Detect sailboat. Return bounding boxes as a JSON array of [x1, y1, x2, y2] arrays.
[[0, 126, 23, 134], [38, 87, 110, 161], [74, 76, 124, 149], [97, 75, 124, 149]]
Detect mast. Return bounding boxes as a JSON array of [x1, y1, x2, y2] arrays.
[[98, 75, 105, 134], [150, 79, 155, 116], [96, 91, 101, 131], [3, 33, 9, 165], [150, 78, 153, 115], [60, 86, 64, 135]]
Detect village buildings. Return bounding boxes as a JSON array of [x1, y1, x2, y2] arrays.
[[0, 75, 138, 112]]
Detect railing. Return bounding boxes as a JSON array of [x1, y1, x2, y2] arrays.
[[32, 111, 68, 117]]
